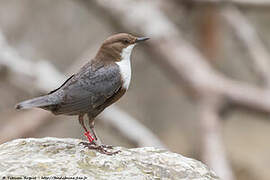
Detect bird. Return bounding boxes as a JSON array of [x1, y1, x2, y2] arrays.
[[15, 33, 149, 155]]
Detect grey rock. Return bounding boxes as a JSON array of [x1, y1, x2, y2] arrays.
[[0, 137, 218, 180]]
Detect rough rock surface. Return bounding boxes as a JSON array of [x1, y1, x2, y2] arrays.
[[0, 137, 218, 179]]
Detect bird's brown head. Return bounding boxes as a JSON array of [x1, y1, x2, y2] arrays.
[[95, 33, 149, 62]]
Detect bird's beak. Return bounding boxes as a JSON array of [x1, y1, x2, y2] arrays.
[[135, 37, 150, 43]]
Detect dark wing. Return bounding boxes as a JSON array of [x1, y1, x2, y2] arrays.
[[48, 74, 75, 95], [54, 63, 122, 115]]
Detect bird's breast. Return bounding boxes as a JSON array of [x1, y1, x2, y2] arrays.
[[116, 45, 134, 90], [116, 61, 131, 90]]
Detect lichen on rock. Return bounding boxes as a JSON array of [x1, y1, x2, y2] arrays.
[[0, 137, 219, 179]]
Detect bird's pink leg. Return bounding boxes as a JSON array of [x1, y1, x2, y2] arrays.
[[84, 131, 94, 142], [79, 114, 120, 155], [79, 114, 95, 143]]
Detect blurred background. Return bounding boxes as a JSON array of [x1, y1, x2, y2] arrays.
[[1, 0, 270, 179]]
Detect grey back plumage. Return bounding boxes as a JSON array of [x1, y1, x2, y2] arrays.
[[16, 61, 122, 117], [48, 61, 122, 115]]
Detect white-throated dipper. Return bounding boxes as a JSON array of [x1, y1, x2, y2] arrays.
[[15, 33, 149, 155]]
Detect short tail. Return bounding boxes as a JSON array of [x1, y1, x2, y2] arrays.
[[15, 95, 57, 110]]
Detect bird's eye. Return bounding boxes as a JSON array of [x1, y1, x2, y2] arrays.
[[123, 39, 129, 44]]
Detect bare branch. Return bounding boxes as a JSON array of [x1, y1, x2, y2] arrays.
[[188, 0, 270, 8], [90, 0, 270, 114], [221, 5, 270, 87], [0, 35, 65, 91], [0, 110, 50, 144], [101, 106, 166, 148], [198, 96, 234, 180], [0, 31, 166, 148]]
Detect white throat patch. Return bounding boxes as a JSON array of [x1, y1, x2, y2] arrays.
[[116, 44, 135, 89]]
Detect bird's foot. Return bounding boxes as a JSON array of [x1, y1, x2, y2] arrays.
[[100, 144, 113, 149], [79, 142, 120, 155]]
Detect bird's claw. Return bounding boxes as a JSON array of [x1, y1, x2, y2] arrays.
[[100, 144, 113, 149], [79, 141, 96, 146], [79, 142, 120, 155]]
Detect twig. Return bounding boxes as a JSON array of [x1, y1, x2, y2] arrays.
[[0, 110, 50, 144], [0, 33, 65, 91], [101, 106, 165, 148], [198, 95, 234, 180], [187, 0, 270, 8], [221, 5, 270, 88], [0, 30, 166, 148], [197, 6, 233, 178]]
